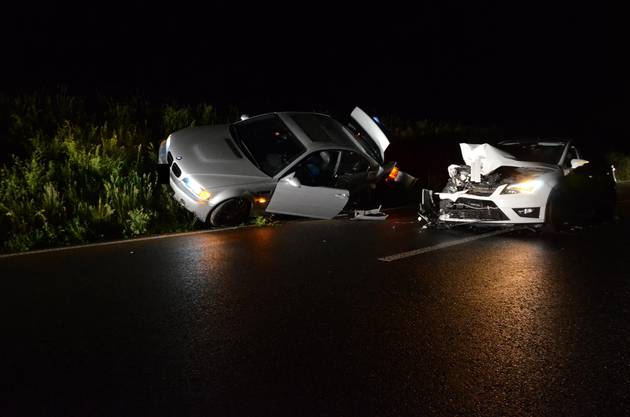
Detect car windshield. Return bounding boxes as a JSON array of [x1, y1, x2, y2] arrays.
[[496, 142, 566, 165], [231, 115, 306, 176]]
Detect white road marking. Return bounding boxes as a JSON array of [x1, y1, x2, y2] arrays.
[[378, 228, 522, 262], [0, 225, 253, 259]]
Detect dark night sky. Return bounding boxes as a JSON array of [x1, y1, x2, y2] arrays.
[[1, 2, 627, 143]]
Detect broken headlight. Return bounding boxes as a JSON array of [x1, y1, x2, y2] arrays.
[[501, 179, 544, 195]]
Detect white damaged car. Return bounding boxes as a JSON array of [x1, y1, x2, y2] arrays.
[[432, 140, 616, 228]]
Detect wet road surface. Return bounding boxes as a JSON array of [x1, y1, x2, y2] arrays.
[[1, 186, 630, 416]]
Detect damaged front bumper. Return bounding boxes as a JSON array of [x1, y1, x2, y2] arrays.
[[419, 142, 562, 226], [437, 183, 549, 224]]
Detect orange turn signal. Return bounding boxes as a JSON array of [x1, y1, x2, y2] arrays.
[[387, 166, 400, 181]]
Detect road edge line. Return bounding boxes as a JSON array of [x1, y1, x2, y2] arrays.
[[0, 225, 254, 259]]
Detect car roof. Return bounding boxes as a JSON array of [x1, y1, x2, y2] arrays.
[[232, 111, 379, 165], [236, 111, 331, 122]]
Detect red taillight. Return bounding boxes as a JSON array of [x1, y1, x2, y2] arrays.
[[387, 166, 400, 181]]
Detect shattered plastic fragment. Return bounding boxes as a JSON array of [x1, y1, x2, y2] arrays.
[[352, 205, 388, 220]]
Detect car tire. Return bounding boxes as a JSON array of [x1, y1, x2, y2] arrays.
[[208, 198, 251, 227], [543, 190, 564, 233]]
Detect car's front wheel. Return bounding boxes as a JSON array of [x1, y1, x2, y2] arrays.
[[208, 198, 251, 227], [543, 189, 566, 233]]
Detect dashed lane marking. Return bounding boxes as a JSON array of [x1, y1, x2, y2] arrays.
[[378, 227, 522, 262]]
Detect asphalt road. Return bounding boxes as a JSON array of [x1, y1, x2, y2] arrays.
[[2, 185, 630, 417]]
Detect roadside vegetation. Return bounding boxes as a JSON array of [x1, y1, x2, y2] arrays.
[[1, 92, 628, 253], [0, 93, 238, 253], [607, 152, 630, 182]]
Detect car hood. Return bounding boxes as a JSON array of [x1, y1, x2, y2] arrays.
[[439, 143, 561, 195], [460, 143, 557, 175], [168, 125, 270, 189]]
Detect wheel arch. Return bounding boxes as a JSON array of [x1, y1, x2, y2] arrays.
[[204, 188, 256, 224]]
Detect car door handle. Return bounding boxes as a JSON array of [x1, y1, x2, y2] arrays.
[[334, 193, 348, 199]]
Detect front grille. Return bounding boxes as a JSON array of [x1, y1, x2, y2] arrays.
[[467, 184, 497, 196], [443, 198, 509, 221], [171, 162, 182, 178], [445, 209, 509, 221], [454, 198, 498, 209], [167, 151, 173, 166]]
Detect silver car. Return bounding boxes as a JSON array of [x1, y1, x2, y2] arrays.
[[157, 107, 397, 226]]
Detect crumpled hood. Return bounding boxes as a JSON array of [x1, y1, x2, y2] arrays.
[[168, 125, 270, 189], [460, 143, 557, 176], [439, 143, 563, 196]]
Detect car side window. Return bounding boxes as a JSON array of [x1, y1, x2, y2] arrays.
[[336, 151, 370, 175], [290, 150, 339, 187], [334, 151, 370, 190], [232, 115, 306, 176]]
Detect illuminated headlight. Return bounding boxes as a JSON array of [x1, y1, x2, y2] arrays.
[[501, 179, 544, 195], [166, 134, 172, 151], [182, 176, 212, 201]]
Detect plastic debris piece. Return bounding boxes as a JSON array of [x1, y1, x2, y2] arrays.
[[352, 205, 388, 221], [417, 189, 440, 228]]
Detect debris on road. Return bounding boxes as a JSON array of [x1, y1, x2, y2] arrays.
[[418, 189, 439, 227], [351, 206, 388, 221]]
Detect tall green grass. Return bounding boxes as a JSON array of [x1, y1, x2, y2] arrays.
[[0, 93, 226, 253]]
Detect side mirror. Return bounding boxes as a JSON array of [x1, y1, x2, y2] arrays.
[[282, 173, 301, 188], [570, 158, 589, 170]]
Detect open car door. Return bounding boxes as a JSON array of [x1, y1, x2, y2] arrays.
[[266, 174, 349, 219], [348, 107, 390, 164]]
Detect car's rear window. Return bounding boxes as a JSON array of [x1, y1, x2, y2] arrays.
[[290, 114, 355, 147]]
